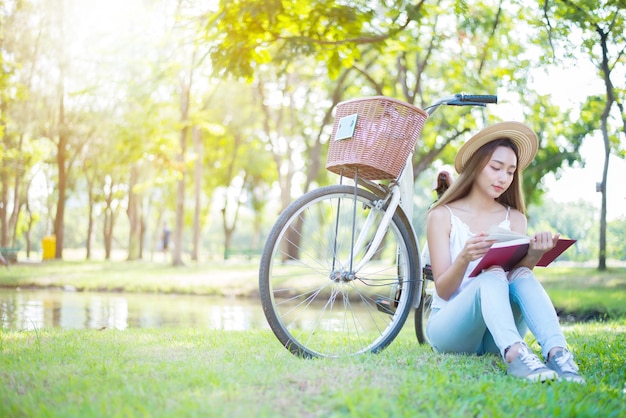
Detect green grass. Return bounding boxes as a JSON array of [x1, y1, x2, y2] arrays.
[[1, 323, 625, 417], [0, 260, 261, 297], [1, 262, 625, 416], [535, 267, 626, 320]]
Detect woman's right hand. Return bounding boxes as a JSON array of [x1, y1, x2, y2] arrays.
[[460, 233, 495, 262]]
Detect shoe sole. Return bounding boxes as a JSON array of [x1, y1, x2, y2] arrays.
[[558, 375, 586, 384], [527, 370, 559, 382]]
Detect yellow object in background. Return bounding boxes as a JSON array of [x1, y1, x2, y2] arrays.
[[42, 236, 56, 260]]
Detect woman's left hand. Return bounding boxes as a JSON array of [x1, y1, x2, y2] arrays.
[[527, 232, 560, 258]]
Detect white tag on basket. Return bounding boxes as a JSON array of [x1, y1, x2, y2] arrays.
[[335, 113, 358, 141]]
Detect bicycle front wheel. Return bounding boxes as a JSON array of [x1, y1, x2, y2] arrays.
[[259, 184, 419, 358]]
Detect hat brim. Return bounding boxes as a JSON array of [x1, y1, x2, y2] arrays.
[[454, 121, 538, 173]]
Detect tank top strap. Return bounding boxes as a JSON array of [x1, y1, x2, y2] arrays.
[[443, 204, 454, 221], [498, 206, 512, 230]]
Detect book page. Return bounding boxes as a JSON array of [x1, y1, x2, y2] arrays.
[[489, 237, 531, 248], [485, 226, 529, 243]]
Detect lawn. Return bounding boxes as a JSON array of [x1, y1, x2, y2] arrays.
[[536, 266, 626, 320], [1, 323, 625, 417], [1, 261, 625, 417], [0, 259, 262, 297]]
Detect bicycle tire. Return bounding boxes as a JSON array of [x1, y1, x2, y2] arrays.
[[414, 280, 433, 344], [259, 184, 419, 358]]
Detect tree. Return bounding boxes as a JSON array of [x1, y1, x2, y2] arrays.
[[0, 0, 45, 250], [216, 129, 253, 259], [190, 125, 203, 261], [2, 0, 618, 264], [32, 0, 99, 259], [212, 2, 583, 201], [159, 0, 217, 266], [541, 0, 626, 270]]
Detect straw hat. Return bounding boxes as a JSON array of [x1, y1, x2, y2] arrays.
[[454, 121, 538, 173]]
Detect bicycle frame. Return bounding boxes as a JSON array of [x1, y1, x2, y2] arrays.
[[336, 94, 497, 279]]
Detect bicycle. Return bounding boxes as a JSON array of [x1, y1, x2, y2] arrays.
[[259, 93, 498, 358]]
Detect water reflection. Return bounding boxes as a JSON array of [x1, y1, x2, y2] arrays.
[[0, 288, 269, 331]]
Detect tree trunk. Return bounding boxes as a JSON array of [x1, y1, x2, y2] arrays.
[[8, 136, 24, 246], [0, 173, 7, 248], [221, 197, 243, 261], [54, 92, 67, 260], [139, 208, 146, 259], [220, 133, 245, 260], [0, 98, 8, 248], [24, 199, 33, 258], [173, 155, 186, 266], [173, 80, 190, 266], [596, 29, 614, 271], [222, 209, 234, 260], [86, 187, 94, 260], [127, 164, 140, 260], [173, 138, 188, 266], [598, 117, 609, 271], [191, 126, 203, 261], [103, 200, 114, 260]]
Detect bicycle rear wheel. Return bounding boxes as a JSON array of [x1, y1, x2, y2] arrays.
[[259, 184, 419, 358], [415, 267, 434, 344]]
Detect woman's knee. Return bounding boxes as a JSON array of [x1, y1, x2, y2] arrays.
[[467, 269, 509, 300], [476, 268, 508, 285], [507, 266, 534, 283]]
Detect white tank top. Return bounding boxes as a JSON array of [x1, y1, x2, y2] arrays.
[[430, 205, 511, 310]]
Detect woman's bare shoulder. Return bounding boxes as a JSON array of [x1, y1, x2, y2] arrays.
[[427, 206, 453, 235], [509, 208, 528, 230], [428, 205, 450, 222], [508, 207, 526, 221]]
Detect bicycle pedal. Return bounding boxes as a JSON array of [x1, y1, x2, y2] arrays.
[[376, 298, 396, 315]]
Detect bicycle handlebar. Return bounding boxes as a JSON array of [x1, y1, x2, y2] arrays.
[[424, 93, 497, 115], [452, 93, 497, 105]]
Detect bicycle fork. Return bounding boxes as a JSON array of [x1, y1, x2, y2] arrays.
[[329, 181, 402, 282]]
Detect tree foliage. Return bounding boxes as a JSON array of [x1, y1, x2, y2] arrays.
[[0, 0, 622, 264], [208, 0, 421, 80], [540, 0, 626, 269], [206, 0, 588, 206]]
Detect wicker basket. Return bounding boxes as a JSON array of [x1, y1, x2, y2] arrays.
[[326, 96, 428, 180]]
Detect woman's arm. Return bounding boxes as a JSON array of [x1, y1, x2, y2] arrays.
[[515, 231, 561, 269], [426, 207, 494, 300], [509, 210, 560, 270]]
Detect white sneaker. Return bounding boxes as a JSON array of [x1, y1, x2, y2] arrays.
[[546, 349, 586, 383], [507, 343, 558, 382]]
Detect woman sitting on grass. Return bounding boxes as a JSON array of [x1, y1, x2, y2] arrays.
[[425, 122, 585, 383]]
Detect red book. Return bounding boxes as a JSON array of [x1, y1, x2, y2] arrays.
[[469, 238, 576, 277], [536, 238, 577, 267]]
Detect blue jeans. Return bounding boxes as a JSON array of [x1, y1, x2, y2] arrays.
[[426, 267, 567, 359]]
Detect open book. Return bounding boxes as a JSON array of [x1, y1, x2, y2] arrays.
[[468, 227, 576, 277]]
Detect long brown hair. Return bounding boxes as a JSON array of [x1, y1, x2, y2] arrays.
[[431, 138, 527, 214]]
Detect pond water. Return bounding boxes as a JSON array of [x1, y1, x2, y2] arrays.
[[0, 288, 270, 331]]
